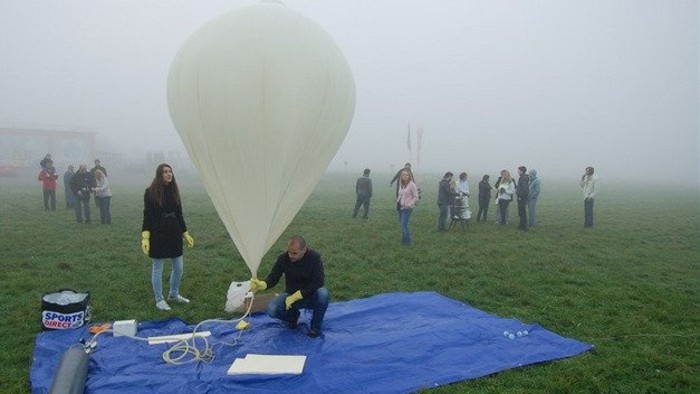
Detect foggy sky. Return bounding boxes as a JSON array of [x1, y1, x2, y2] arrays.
[[1, 0, 697, 184]]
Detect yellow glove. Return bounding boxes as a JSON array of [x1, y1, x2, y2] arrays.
[[183, 231, 194, 248], [141, 231, 150, 255], [285, 290, 303, 310], [250, 278, 267, 293]]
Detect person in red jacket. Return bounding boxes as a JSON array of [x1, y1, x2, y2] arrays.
[[37, 159, 58, 210]]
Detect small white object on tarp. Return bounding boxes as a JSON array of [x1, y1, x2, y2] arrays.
[[113, 320, 138, 337], [147, 331, 212, 345], [227, 354, 307, 375], [225, 281, 251, 313]]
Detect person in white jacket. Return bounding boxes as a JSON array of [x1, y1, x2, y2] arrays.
[[580, 167, 599, 228], [455, 172, 471, 220], [496, 170, 516, 226], [92, 169, 112, 224]]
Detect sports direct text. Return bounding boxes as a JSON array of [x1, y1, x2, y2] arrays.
[[42, 311, 86, 329]]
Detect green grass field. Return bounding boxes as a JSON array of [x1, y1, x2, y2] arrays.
[[1, 173, 698, 393]]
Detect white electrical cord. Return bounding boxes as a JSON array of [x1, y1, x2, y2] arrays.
[[86, 293, 256, 365], [161, 294, 255, 365]]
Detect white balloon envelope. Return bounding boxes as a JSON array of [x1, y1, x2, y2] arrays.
[[168, 2, 355, 277]]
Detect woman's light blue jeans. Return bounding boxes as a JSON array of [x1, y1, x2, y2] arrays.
[[151, 255, 184, 302], [399, 208, 413, 245]]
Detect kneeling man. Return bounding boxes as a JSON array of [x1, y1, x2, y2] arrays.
[[251, 235, 329, 338]]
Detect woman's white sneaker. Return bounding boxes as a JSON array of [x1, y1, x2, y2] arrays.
[[156, 300, 172, 310], [168, 294, 190, 304]]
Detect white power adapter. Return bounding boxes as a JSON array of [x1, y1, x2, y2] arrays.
[[113, 319, 138, 337]]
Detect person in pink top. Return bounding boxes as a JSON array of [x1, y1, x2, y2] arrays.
[[397, 169, 419, 245], [37, 159, 58, 210]]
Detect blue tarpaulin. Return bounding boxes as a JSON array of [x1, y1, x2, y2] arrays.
[[31, 292, 592, 393]]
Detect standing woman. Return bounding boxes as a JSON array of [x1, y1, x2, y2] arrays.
[[496, 170, 516, 226], [476, 174, 491, 222], [92, 169, 112, 224], [397, 169, 419, 245], [141, 164, 195, 310]]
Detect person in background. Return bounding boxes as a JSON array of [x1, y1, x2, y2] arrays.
[[496, 170, 516, 226], [454, 172, 471, 220], [580, 166, 599, 228], [528, 169, 541, 227], [63, 165, 76, 209], [90, 159, 107, 207], [476, 174, 491, 222], [456, 172, 470, 197], [92, 169, 112, 225], [390, 162, 413, 197], [437, 172, 458, 231], [70, 164, 95, 223], [90, 159, 107, 177], [39, 153, 52, 170], [250, 235, 328, 338], [492, 171, 504, 223], [516, 166, 530, 231], [397, 169, 419, 245], [352, 168, 373, 219], [141, 163, 194, 310], [37, 159, 58, 210]]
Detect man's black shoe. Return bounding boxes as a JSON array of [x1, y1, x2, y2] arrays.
[[287, 310, 299, 329], [307, 329, 321, 338]]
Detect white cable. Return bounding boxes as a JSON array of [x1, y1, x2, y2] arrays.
[[85, 293, 257, 364], [161, 292, 255, 365]]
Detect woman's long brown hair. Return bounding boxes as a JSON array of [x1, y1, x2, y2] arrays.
[[146, 163, 181, 207]]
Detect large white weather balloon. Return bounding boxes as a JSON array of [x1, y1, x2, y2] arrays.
[[168, 2, 355, 277]]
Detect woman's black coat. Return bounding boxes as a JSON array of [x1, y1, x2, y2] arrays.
[[142, 184, 187, 259]]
